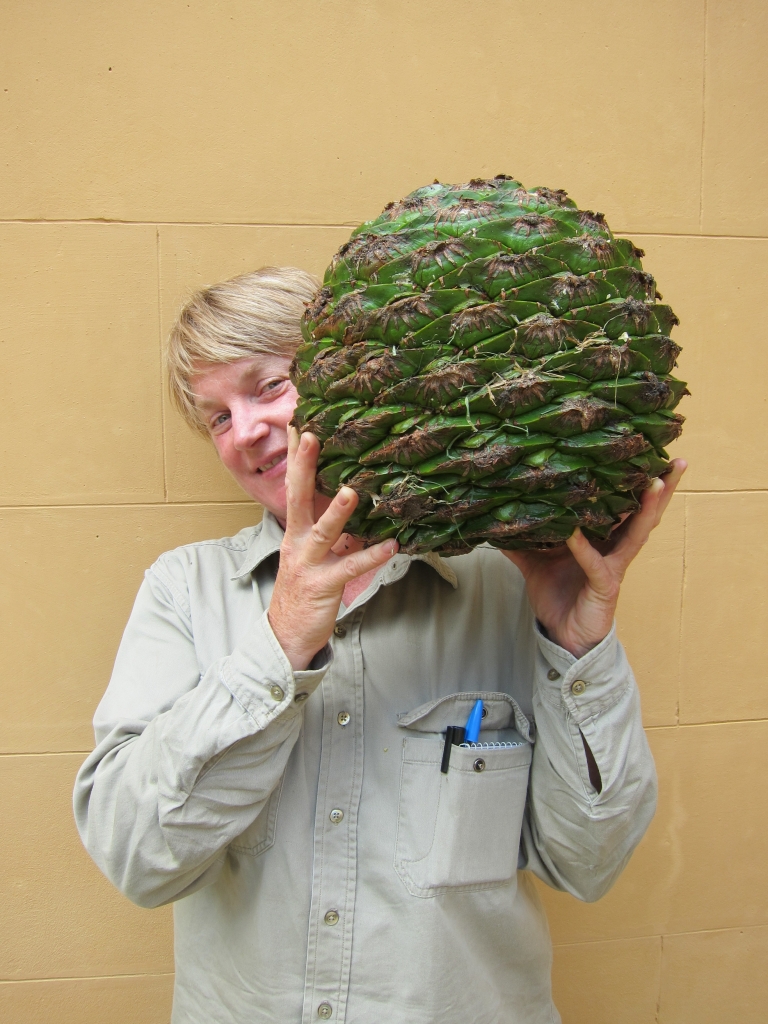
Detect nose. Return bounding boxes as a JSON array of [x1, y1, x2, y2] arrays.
[[231, 401, 269, 450]]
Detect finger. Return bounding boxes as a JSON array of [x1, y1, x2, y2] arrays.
[[565, 528, 618, 602], [653, 458, 687, 525], [286, 422, 300, 465], [619, 459, 686, 548], [605, 477, 666, 571], [331, 537, 399, 584], [285, 429, 320, 532], [304, 486, 360, 561]]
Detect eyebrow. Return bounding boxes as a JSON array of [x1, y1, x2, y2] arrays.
[[194, 396, 223, 413]]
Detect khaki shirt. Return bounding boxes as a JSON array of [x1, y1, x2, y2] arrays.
[[74, 511, 656, 1024]]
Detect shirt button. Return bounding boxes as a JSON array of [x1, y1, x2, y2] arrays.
[[318, 1004, 333, 1019], [337, 711, 351, 727], [473, 758, 486, 772], [571, 679, 587, 696], [333, 625, 347, 638], [547, 668, 561, 681], [294, 691, 309, 704], [329, 808, 344, 824], [324, 909, 340, 926], [269, 685, 284, 701]]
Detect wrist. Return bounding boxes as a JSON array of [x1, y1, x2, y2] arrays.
[[267, 609, 322, 672], [550, 632, 607, 660], [537, 620, 609, 660], [557, 637, 603, 660], [536, 614, 610, 655]]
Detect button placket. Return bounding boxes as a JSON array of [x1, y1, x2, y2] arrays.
[[301, 614, 365, 1024]]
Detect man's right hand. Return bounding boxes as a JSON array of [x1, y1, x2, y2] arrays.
[[267, 428, 399, 671]]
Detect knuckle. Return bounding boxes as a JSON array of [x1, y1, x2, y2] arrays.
[[341, 559, 361, 581], [290, 560, 309, 582], [310, 522, 332, 546]]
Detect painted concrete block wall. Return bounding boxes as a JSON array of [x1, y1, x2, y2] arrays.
[[1, 2, 765, 1020]]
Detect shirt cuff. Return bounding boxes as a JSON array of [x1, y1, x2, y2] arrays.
[[534, 621, 631, 724], [220, 609, 332, 728]]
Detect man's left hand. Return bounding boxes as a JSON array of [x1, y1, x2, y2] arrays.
[[503, 459, 687, 659]]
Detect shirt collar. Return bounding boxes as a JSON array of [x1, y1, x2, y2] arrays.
[[232, 509, 458, 589], [231, 510, 285, 579]]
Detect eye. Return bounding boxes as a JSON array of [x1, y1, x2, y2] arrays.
[[209, 411, 231, 433], [259, 377, 289, 397]]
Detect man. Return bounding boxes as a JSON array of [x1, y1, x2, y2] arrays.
[[75, 266, 684, 1023]]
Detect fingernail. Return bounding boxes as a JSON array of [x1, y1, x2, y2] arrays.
[[387, 540, 398, 555], [337, 490, 350, 506], [299, 433, 310, 452]]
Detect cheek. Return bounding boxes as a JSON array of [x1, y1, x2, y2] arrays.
[[211, 434, 236, 469], [279, 384, 299, 422]]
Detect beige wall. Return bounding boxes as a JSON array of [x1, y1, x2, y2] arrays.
[[1, 2, 766, 1021]]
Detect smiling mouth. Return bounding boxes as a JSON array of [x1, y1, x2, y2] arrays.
[[258, 453, 285, 473]]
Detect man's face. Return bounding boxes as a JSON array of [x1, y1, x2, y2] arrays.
[[191, 355, 298, 520]]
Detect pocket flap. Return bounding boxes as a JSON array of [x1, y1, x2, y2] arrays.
[[397, 691, 532, 741]]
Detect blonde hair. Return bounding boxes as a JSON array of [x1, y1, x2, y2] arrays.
[[167, 266, 320, 435]]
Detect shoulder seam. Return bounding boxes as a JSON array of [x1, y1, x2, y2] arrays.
[[146, 562, 193, 622]]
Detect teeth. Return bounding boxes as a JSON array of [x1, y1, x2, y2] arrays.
[[259, 454, 283, 473]]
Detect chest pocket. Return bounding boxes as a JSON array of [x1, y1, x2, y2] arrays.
[[394, 692, 532, 897]]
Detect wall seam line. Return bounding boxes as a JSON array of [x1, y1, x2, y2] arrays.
[[0, 501, 254, 511], [0, 972, 175, 985], [157, 226, 168, 503], [0, 219, 358, 229], [2, 490, 766, 512], [645, 717, 768, 730], [698, 0, 710, 233], [677, 493, 688, 726], [0, 751, 93, 758], [551, 921, 768, 948], [6, 719, 768, 758], [2, 219, 768, 242]]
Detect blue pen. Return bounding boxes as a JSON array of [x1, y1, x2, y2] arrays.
[[463, 699, 483, 744]]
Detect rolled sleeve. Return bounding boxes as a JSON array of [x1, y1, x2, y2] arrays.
[[535, 622, 632, 724], [521, 622, 657, 902], [222, 609, 330, 728], [74, 566, 331, 909]]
